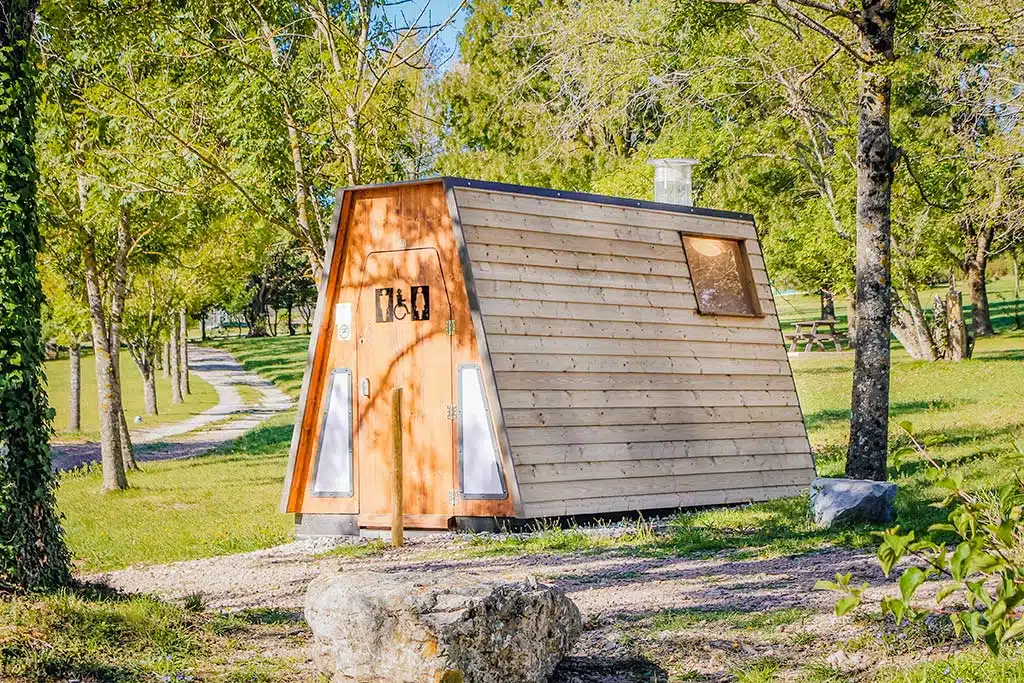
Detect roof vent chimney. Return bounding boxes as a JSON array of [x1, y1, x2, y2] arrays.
[[649, 158, 699, 206]]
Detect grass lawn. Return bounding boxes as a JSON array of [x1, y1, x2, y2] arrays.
[[29, 278, 1024, 682], [45, 352, 218, 441], [0, 586, 309, 682], [58, 413, 295, 573], [60, 277, 1024, 568]]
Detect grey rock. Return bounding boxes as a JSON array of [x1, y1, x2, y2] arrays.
[[809, 477, 897, 527], [305, 570, 582, 683]]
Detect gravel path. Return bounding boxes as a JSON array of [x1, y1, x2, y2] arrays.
[[91, 532, 917, 682], [51, 346, 292, 471]]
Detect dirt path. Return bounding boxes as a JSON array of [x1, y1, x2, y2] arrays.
[[51, 346, 292, 471], [91, 533, 929, 682]]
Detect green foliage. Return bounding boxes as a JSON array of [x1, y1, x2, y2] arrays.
[[819, 425, 1024, 654], [0, 0, 71, 592]]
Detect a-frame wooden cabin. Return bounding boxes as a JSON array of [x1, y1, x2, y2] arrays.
[[281, 178, 815, 536]]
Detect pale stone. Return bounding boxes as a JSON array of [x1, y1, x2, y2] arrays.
[[305, 570, 582, 683], [810, 477, 897, 527]]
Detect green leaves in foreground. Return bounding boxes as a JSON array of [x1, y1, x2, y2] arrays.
[[817, 425, 1024, 654]]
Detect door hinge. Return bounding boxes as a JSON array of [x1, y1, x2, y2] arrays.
[[446, 404, 459, 421], [445, 319, 456, 336], [448, 490, 459, 505]]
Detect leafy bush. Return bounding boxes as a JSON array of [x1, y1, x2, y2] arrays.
[[818, 425, 1024, 653]]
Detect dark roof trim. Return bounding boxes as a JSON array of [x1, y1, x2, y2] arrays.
[[336, 176, 755, 223]]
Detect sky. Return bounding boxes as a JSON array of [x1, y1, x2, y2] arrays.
[[382, 0, 469, 71]]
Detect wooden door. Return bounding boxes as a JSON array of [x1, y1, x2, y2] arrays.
[[355, 248, 453, 528]]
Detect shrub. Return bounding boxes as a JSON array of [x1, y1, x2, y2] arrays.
[[817, 425, 1024, 654]]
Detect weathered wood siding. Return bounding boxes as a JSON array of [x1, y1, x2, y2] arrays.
[[453, 186, 814, 517]]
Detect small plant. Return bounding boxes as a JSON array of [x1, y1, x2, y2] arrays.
[[182, 592, 206, 613], [817, 424, 1024, 654]]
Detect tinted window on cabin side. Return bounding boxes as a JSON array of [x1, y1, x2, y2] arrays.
[[682, 236, 760, 316]]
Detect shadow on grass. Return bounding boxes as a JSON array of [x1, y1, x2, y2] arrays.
[[1, 580, 202, 682], [553, 655, 669, 683], [804, 399, 965, 431], [969, 348, 1024, 363]]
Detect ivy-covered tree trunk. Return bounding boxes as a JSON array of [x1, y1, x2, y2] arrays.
[[0, 0, 71, 590], [69, 338, 81, 432], [846, 62, 897, 482]]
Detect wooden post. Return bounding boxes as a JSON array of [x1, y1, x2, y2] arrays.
[[391, 387, 404, 547]]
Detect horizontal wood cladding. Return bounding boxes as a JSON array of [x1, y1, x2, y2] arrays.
[[467, 242, 770, 286], [474, 261, 694, 293], [511, 437, 812, 465], [517, 452, 813, 484], [503, 405, 804, 428], [522, 483, 809, 518], [468, 244, 696, 277], [499, 389, 800, 409], [478, 298, 779, 328], [459, 207, 689, 246], [493, 372, 798, 391], [476, 280, 700, 310], [464, 226, 688, 262], [451, 185, 812, 517], [507, 421, 808, 447], [487, 334, 788, 361], [490, 354, 791, 375], [454, 188, 759, 240], [519, 468, 815, 504], [483, 317, 784, 344]]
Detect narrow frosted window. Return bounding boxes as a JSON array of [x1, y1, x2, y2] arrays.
[[459, 365, 506, 498], [682, 235, 762, 317], [311, 369, 353, 497]]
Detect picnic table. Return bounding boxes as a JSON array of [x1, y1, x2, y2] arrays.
[[786, 319, 844, 352]]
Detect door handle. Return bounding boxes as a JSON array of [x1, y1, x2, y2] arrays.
[[360, 377, 370, 398]]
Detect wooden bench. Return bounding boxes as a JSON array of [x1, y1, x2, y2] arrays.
[[787, 320, 844, 352]]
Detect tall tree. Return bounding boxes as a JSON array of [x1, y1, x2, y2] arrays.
[[0, 0, 71, 591]]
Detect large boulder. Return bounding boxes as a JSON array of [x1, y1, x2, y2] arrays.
[[810, 477, 898, 527], [305, 570, 582, 683]]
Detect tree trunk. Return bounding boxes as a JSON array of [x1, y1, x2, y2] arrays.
[[846, 67, 896, 483], [169, 321, 183, 405], [138, 357, 158, 416], [107, 210, 136, 473], [946, 288, 970, 361], [965, 237, 994, 337], [69, 338, 81, 432], [820, 289, 835, 320], [846, 293, 857, 348], [162, 341, 170, 378], [117, 404, 138, 471], [1014, 252, 1021, 330], [287, 304, 294, 335], [83, 238, 127, 492], [179, 308, 190, 396], [200, 315, 207, 341], [890, 287, 935, 361]]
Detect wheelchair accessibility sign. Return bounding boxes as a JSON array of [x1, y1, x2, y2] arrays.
[[375, 285, 430, 323]]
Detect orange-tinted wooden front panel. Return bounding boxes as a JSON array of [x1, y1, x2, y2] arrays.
[[356, 248, 454, 522], [288, 181, 514, 523]]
